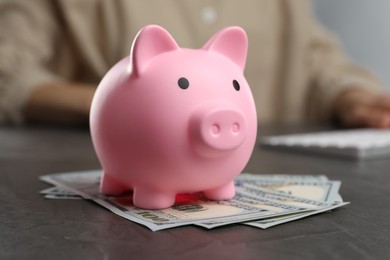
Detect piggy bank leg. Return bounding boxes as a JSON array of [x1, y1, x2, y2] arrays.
[[100, 172, 130, 195], [204, 181, 235, 200], [133, 187, 176, 209]]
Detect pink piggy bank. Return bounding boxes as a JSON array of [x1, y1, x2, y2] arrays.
[[90, 25, 257, 209]]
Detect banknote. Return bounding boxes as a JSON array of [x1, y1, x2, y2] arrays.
[[238, 174, 347, 228], [236, 175, 342, 203], [40, 171, 348, 231], [244, 202, 349, 229], [40, 187, 82, 199], [236, 185, 333, 209], [195, 193, 331, 229], [237, 173, 329, 183]]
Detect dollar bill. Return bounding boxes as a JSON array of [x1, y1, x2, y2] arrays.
[[237, 173, 329, 183], [40, 171, 348, 231], [236, 185, 333, 210], [244, 202, 349, 229], [236, 174, 342, 203], [40, 187, 82, 199], [237, 174, 347, 228]]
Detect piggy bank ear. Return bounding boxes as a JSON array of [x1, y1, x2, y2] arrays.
[[130, 25, 180, 77], [203, 27, 248, 71]]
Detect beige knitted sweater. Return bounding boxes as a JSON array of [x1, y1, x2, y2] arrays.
[[0, 0, 382, 124]]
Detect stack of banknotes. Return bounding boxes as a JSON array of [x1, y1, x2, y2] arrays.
[[40, 171, 348, 231]]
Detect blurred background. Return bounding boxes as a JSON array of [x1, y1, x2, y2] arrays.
[[314, 0, 390, 90]]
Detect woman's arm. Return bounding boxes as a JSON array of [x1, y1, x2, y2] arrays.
[[23, 82, 96, 125]]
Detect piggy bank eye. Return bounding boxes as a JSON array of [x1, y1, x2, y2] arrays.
[[178, 77, 189, 89], [233, 80, 240, 91]]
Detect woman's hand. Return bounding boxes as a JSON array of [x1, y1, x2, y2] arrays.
[[333, 89, 390, 128]]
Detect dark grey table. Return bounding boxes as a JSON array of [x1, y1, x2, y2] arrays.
[[1, 125, 389, 259]]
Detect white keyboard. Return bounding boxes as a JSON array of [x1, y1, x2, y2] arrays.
[[260, 129, 390, 160]]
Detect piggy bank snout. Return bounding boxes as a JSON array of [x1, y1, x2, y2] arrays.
[[191, 106, 246, 156]]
